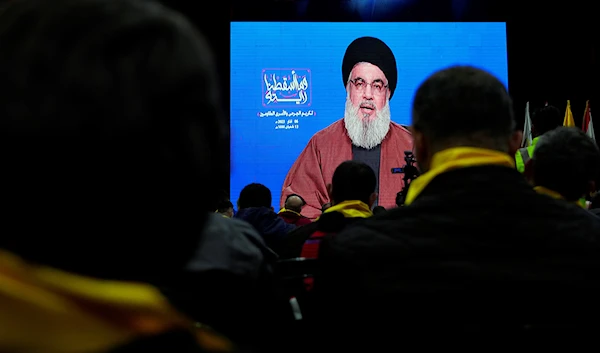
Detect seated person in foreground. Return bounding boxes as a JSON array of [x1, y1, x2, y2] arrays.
[[0, 0, 236, 351], [215, 199, 234, 218], [234, 183, 296, 253], [161, 211, 281, 352], [515, 105, 562, 172], [278, 160, 376, 259], [526, 126, 600, 208], [278, 194, 313, 227], [314, 65, 600, 349]]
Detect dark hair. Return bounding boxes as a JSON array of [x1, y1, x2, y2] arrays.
[[412, 65, 515, 149], [372, 205, 386, 215], [532, 127, 600, 201], [216, 200, 234, 213], [0, 0, 226, 282], [238, 183, 272, 209], [331, 161, 376, 204], [531, 105, 562, 136]]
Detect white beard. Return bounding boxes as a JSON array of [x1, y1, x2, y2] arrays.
[[343, 96, 391, 149]]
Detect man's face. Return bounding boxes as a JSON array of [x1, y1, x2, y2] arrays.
[[348, 62, 389, 119], [344, 62, 392, 150]]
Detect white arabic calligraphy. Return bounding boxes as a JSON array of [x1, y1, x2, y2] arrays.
[[264, 70, 309, 105], [258, 110, 315, 118]]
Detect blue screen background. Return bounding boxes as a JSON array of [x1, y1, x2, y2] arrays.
[[230, 22, 507, 209]]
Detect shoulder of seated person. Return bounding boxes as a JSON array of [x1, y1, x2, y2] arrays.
[[321, 213, 391, 243], [207, 212, 256, 234], [318, 211, 360, 233], [205, 213, 270, 249]]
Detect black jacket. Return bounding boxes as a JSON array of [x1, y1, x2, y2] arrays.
[[159, 214, 282, 352], [314, 166, 600, 348], [234, 207, 295, 253], [278, 211, 363, 259]]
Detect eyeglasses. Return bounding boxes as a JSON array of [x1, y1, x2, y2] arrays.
[[349, 78, 388, 95]]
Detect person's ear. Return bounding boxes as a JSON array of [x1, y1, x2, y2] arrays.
[[368, 192, 378, 208], [509, 130, 523, 156], [412, 129, 430, 173]]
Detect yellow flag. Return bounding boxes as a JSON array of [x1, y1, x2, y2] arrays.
[[563, 100, 575, 127]]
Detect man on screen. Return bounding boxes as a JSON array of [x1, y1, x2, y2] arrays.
[[280, 36, 414, 218]]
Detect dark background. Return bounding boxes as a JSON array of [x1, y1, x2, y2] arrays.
[[163, 0, 597, 193]]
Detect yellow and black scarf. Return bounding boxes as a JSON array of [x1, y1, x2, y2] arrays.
[[318, 200, 373, 219], [404, 147, 515, 205], [0, 251, 233, 353], [534, 186, 587, 208], [278, 208, 303, 217]]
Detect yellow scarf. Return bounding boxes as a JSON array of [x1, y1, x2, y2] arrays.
[[404, 147, 515, 205], [534, 186, 587, 208], [0, 251, 233, 353], [278, 208, 303, 217], [317, 200, 373, 220]]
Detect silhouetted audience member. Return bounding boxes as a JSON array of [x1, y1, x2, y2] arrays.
[[278, 194, 312, 227], [515, 105, 562, 172], [314, 66, 600, 349], [163, 211, 279, 352], [215, 199, 234, 218], [279, 161, 376, 259], [0, 0, 233, 352], [528, 127, 600, 207], [234, 183, 295, 253]]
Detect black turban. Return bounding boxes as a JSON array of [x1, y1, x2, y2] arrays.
[[342, 36, 397, 99]]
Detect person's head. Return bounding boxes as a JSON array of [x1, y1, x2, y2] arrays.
[[411, 65, 520, 172], [372, 205, 386, 215], [238, 183, 273, 210], [342, 37, 397, 149], [327, 161, 377, 207], [0, 0, 226, 282], [531, 105, 562, 137], [216, 200, 234, 218], [531, 127, 600, 201], [284, 194, 305, 213]]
